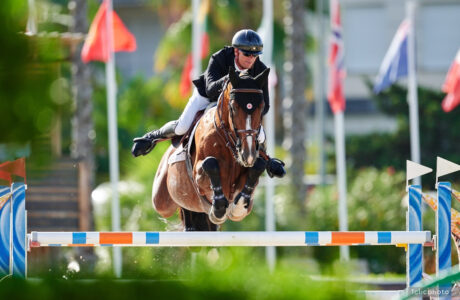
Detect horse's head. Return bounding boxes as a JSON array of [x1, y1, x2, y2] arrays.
[[221, 66, 270, 168]]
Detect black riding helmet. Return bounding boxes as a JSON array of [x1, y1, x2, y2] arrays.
[[232, 29, 263, 55]]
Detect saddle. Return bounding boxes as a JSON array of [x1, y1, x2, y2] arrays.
[[167, 110, 205, 165], [176, 110, 205, 149]]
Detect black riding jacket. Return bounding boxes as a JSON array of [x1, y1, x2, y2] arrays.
[[192, 46, 270, 115]]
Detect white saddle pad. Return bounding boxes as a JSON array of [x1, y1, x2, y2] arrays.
[[168, 144, 186, 165]]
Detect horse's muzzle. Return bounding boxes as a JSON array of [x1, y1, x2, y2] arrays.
[[239, 148, 257, 168]]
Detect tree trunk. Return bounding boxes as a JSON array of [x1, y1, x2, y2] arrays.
[[69, 0, 96, 268], [283, 0, 307, 209]]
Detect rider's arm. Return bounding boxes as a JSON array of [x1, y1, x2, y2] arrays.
[[204, 53, 228, 101], [262, 83, 269, 116]]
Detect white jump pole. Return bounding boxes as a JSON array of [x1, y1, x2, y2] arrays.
[[29, 231, 431, 248]]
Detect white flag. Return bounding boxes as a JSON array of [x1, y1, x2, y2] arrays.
[[437, 157, 460, 182], [406, 160, 432, 188]]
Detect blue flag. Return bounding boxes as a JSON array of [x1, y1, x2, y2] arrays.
[[373, 20, 410, 94]]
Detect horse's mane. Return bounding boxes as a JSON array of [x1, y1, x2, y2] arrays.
[[223, 78, 232, 101]]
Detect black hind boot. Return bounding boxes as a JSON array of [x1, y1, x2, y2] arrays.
[[131, 120, 178, 157]]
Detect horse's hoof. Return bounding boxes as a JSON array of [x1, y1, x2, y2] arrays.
[[209, 208, 227, 225], [228, 196, 249, 221]]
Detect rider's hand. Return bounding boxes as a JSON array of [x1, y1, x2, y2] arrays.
[[131, 137, 154, 157]]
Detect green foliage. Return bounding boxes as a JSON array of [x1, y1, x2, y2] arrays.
[[306, 168, 407, 273], [5, 248, 362, 299], [91, 72, 181, 177], [0, 0, 67, 145], [346, 81, 460, 186]]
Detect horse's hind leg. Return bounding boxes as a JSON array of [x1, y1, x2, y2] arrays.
[[202, 156, 228, 225], [229, 157, 266, 221], [180, 208, 219, 231]]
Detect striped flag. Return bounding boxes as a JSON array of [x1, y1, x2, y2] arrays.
[[441, 49, 460, 112], [373, 20, 410, 94], [179, 0, 210, 98], [327, 0, 346, 114]]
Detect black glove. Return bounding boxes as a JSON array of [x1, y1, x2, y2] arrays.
[[266, 158, 286, 178], [131, 137, 154, 157]]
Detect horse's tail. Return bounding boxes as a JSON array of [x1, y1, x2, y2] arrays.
[[180, 208, 219, 231]]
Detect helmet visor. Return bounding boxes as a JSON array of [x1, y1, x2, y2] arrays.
[[236, 45, 263, 55]]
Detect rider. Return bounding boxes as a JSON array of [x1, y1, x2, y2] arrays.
[[132, 29, 285, 178]]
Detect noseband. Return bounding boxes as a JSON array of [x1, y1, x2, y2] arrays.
[[214, 80, 262, 161]]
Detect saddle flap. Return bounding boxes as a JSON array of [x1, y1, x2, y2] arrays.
[[180, 102, 217, 149], [168, 145, 186, 165]]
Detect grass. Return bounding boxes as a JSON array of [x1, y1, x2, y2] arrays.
[[1, 248, 364, 300]]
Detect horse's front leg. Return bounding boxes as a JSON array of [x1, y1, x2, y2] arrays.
[[202, 156, 229, 225], [228, 157, 266, 221]]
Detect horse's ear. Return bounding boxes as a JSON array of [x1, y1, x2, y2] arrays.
[[254, 68, 270, 88], [228, 66, 239, 87]]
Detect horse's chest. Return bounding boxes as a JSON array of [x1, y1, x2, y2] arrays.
[[223, 166, 247, 201]]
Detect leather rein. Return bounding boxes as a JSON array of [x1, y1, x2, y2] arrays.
[[213, 80, 262, 161]]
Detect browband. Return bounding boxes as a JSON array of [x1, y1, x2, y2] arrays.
[[231, 88, 263, 94]]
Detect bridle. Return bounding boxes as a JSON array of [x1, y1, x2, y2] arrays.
[[213, 80, 263, 161]]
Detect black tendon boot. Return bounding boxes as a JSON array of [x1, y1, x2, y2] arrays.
[[131, 120, 178, 157], [259, 142, 286, 178]]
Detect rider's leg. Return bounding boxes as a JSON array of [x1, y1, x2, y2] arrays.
[[131, 120, 178, 157], [175, 88, 210, 135], [258, 126, 286, 178], [132, 89, 209, 157]]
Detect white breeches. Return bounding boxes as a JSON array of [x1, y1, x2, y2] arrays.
[[175, 89, 210, 135], [175, 88, 266, 145]]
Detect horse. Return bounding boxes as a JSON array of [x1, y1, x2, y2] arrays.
[[152, 66, 270, 231]]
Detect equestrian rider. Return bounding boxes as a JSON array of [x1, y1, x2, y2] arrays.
[[131, 29, 286, 178]]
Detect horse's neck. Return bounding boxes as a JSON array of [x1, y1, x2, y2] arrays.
[[216, 85, 232, 127]]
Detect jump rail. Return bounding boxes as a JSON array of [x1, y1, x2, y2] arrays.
[[29, 231, 432, 247]]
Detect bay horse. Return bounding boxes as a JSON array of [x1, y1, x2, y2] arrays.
[[152, 66, 270, 231]]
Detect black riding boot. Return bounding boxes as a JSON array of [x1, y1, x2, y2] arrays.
[[131, 120, 178, 157], [259, 142, 286, 178]]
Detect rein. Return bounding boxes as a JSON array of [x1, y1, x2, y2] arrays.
[[213, 80, 262, 161]]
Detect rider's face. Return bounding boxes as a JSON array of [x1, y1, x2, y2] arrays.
[[234, 48, 258, 70]]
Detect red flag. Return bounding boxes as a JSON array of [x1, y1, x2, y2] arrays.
[[441, 49, 460, 112], [179, 55, 193, 98], [327, 0, 346, 114], [0, 170, 11, 184], [0, 158, 26, 183], [81, 0, 137, 63]]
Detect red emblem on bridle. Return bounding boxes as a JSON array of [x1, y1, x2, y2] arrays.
[[247, 103, 253, 110]]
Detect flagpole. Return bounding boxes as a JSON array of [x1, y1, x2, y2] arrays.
[[316, 0, 326, 185], [329, 0, 349, 261], [260, 0, 276, 272], [191, 0, 202, 78], [105, 0, 122, 278], [406, 0, 421, 186], [335, 111, 349, 261]]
